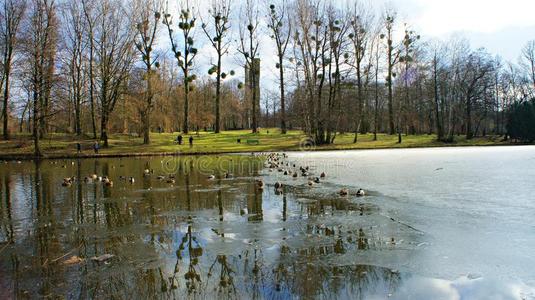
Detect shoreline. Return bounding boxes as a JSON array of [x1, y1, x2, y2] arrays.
[[1, 142, 531, 161]]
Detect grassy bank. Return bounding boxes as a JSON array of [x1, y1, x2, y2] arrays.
[[0, 128, 517, 160]]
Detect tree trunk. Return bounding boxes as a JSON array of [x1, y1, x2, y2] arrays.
[[2, 61, 11, 140], [101, 114, 109, 147], [433, 56, 444, 141], [387, 43, 395, 135], [279, 55, 286, 134], [466, 96, 473, 139], [33, 90, 41, 157], [215, 49, 221, 133]]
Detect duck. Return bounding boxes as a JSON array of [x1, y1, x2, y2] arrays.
[[64, 176, 76, 182], [307, 180, 314, 186], [356, 189, 366, 197], [320, 172, 326, 178], [292, 172, 298, 178], [339, 188, 349, 196], [104, 178, 113, 187], [256, 179, 264, 189], [156, 175, 165, 180], [129, 177, 135, 184], [166, 178, 175, 184], [207, 175, 215, 180], [62, 177, 74, 187], [283, 170, 288, 176], [224, 172, 233, 178], [274, 182, 283, 190], [313, 177, 320, 184]]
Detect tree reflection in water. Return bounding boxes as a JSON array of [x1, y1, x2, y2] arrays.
[[0, 156, 416, 299]]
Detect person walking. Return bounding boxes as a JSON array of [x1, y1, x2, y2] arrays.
[[93, 141, 100, 154], [189, 136, 193, 147]]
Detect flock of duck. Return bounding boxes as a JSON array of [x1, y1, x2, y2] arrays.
[[59, 153, 365, 198], [255, 153, 366, 197], [61, 174, 126, 187], [60, 163, 230, 188]]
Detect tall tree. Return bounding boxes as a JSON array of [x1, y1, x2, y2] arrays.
[[1, 0, 26, 140], [82, 0, 98, 139], [460, 49, 493, 139], [348, 3, 372, 142], [163, 0, 198, 134], [63, 1, 85, 136], [237, 0, 260, 133], [201, 0, 232, 133], [520, 40, 535, 92], [133, 0, 162, 144], [380, 11, 399, 135], [266, 1, 291, 134], [26, 0, 57, 156], [94, 0, 135, 147], [397, 25, 419, 143]]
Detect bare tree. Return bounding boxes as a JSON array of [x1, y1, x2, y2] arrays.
[[380, 10, 399, 135], [347, 1, 372, 142], [201, 0, 232, 133], [460, 49, 493, 139], [237, 0, 260, 133], [324, 4, 349, 143], [397, 24, 419, 143], [82, 0, 98, 139], [293, 0, 328, 143], [133, 0, 162, 144], [62, 1, 85, 136], [1, 0, 26, 140], [520, 40, 535, 92], [266, 0, 291, 134], [163, 0, 198, 134], [94, 0, 135, 147], [25, 0, 57, 156]]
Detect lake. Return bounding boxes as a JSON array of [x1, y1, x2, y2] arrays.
[[1, 147, 534, 299]]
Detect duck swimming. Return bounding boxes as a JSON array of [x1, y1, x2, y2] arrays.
[[256, 179, 264, 189]]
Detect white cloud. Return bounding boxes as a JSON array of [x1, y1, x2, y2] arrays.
[[391, 0, 535, 36]]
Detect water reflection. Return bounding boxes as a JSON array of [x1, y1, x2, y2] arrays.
[[0, 155, 525, 299]]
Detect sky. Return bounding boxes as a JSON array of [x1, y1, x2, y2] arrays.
[[389, 0, 535, 61], [162, 0, 535, 103]]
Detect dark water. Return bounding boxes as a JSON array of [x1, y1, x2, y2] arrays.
[[0, 151, 532, 299]]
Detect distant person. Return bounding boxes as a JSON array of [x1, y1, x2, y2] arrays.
[[189, 136, 193, 147], [177, 135, 183, 145], [76, 142, 82, 153], [93, 141, 100, 154], [158, 126, 162, 134]]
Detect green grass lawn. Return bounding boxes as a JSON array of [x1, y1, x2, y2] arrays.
[[0, 128, 515, 159]]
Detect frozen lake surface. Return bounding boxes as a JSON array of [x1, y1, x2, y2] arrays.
[[287, 146, 535, 299]]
